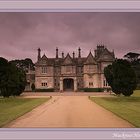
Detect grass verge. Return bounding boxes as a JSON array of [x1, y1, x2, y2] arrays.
[[0, 97, 50, 127], [90, 90, 140, 127]]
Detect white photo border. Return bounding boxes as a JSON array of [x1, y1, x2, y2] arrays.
[[0, 0, 140, 140]]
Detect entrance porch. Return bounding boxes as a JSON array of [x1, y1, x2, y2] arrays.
[[60, 77, 77, 92]]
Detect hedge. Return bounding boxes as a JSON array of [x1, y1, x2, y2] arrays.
[[80, 88, 111, 92], [35, 88, 54, 92]]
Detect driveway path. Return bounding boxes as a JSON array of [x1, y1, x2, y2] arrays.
[[7, 96, 134, 128]]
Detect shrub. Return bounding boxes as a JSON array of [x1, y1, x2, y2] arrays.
[[35, 88, 54, 92], [31, 83, 35, 91], [82, 88, 104, 92]]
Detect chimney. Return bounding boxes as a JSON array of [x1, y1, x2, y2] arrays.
[[56, 47, 58, 58], [62, 52, 64, 58], [73, 51, 75, 58], [37, 48, 41, 61], [94, 50, 97, 58], [78, 47, 81, 58]]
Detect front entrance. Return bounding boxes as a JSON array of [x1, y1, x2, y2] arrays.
[[63, 78, 74, 91]]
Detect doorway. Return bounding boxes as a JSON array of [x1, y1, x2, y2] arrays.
[[63, 78, 74, 91]]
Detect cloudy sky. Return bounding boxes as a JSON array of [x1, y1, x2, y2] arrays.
[[0, 12, 140, 62]]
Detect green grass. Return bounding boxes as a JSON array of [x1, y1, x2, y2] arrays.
[[90, 90, 140, 127], [0, 97, 50, 127]]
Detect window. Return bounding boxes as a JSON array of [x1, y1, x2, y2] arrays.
[[78, 67, 83, 73], [89, 65, 93, 73], [89, 82, 93, 87], [103, 79, 108, 87], [77, 82, 79, 86], [66, 66, 71, 73], [42, 67, 47, 73], [41, 82, 47, 87]]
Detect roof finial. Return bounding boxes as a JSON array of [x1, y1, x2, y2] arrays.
[[56, 47, 58, 59], [62, 52, 64, 58], [73, 51, 75, 58], [78, 47, 81, 58]]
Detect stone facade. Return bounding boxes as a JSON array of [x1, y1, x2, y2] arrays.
[[26, 45, 115, 91]]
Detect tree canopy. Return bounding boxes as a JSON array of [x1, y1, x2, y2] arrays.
[[10, 58, 35, 72], [0, 57, 26, 97], [104, 59, 137, 96], [124, 52, 140, 89], [124, 52, 140, 63]]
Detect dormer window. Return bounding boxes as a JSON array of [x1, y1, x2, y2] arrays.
[[42, 67, 47, 73]]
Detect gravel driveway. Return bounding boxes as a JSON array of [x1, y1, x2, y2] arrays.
[[7, 96, 134, 128]]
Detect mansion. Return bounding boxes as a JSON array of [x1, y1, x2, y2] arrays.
[[26, 45, 115, 91]]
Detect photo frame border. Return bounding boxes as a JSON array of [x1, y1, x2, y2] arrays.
[[0, 0, 140, 139]]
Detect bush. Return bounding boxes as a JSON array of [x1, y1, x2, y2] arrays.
[[31, 83, 35, 91], [82, 88, 104, 92], [35, 88, 54, 92]]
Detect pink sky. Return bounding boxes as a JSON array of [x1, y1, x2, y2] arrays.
[[0, 12, 140, 62]]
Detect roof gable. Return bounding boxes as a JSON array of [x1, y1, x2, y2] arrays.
[[97, 48, 115, 61], [62, 53, 75, 65], [84, 52, 97, 64]]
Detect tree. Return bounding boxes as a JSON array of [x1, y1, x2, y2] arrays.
[[124, 52, 140, 63], [9, 62, 26, 96], [0, 57, 11, 97], [0, 57, 26, 97], [124, 52, 140, 89], [104, 59, 137, 96], [10, 58, 35, 72]]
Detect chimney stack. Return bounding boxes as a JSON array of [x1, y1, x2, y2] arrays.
[[37, 48, 41, 61], [56, 47, 58, 58], [78, 47, 81, 58], [73, 51, 75, 58]]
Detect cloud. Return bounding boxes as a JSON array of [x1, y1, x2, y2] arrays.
[[0, 12, 140, 62]]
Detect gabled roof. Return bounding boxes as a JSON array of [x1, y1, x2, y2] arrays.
[[41, 54, 48, 60], [97, 48, 115, 61], [36, 54, 55, 66], [84, 52, 97, 64], [61, 53, 75, 65]]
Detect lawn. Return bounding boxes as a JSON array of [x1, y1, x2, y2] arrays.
[[0, 97, 50, 127], [90, 90, 140, 127]]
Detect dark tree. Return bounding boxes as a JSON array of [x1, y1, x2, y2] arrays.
[[104, 59, 137, 96], [0, 57, 26, 97], [124, 52, 140, 63], [0, 57, 11, 97], [10, 58, 35, 72], [124, 52, 140, 89]]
